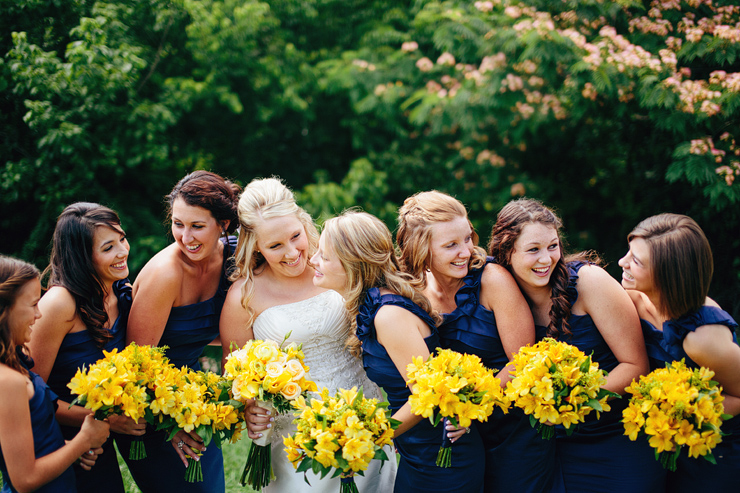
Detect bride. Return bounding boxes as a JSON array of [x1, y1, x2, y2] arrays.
[[219, 177, 396, 491]]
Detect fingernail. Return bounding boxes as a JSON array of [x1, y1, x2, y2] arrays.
[[266, 424, 272, 429], [195, 456, 200, 462], [269, 417, 274, 422], [258, 433, 263, 438]]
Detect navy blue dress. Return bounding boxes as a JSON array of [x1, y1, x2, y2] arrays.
[[551, 262, 665, 492], [438, 259, 555, 493], [641, 306, 740, 492], [356, 288, 484, 493], [117, 237, 235, 492], [45, 280, 130, 493], [1, 368, 76, 492]]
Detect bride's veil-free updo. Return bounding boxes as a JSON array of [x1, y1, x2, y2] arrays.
[[231, 177, 319, 328]]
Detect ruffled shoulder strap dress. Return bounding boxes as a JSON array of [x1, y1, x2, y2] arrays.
[[357, 287, 484, 493], [44, 280, 131, 493], [551, 261, 665, 493], [642, 306, 739, 492], [119, 236, 236, 492], [0, 369, 76, 492], [439, 258, 555, 492]]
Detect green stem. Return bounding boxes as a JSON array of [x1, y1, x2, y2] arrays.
[[240, 443, 274, 490], [185, 457, 203, 482], [128, 438, 147, 460]]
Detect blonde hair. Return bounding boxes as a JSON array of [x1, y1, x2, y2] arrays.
[[627, 213, 713, 320], [231, 177, 319, 327], [397, 190, 486, 287], [322, 211, 440, 356]]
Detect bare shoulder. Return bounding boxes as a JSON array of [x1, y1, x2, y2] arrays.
[[134, 245, 183, 291], [38, 286, 77, 320], [0, 365, 27, 395], [375, 303, 421, 329], [481, 262, 516, 286], [574, 263, 613, 287]]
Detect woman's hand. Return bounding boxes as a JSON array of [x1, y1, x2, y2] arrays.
[[77, 446, 104, 471], [171, 429, 207, 468], [445, 420, 471, 443], [78, 414, 110, 449], [245, 399, 275, 440], [107, 414, 147, 436]]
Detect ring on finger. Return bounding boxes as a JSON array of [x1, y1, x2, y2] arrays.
[[88, 449, 95, 455], [177, 440, 185, 449], [465, 427, 471, 434]]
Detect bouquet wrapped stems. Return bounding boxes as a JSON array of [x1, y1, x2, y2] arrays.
[[240, 399, 276, 490], [436, 418, 453, 467], [185, 451, 204, 482], [340, 472, 359, 493], [128, 436, 146, 460]]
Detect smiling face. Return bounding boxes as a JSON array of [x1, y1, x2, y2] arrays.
[[254, 215, 310, 278], [428, 216, 473, 281], [8, 278, 42, 345], [310, 233, 348, 294], [618, 237, 654, 293], [510, 222, 561, 290], [92, 225, 130, 285], [171, 198, 226, 262]]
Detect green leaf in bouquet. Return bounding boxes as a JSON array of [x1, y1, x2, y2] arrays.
[[374, 447, 389, 461], [388, 417, 402, 429], [703, 452, 717, 465], [579, 355, 592, 374], [586, 398, 604, 412], [296, 457, 313, 473], [198, 424, 213, 447], [335, 453, 349, 471], [351, 386, 364, 407]]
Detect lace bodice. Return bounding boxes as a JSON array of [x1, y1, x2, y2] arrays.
[[252, 289, 382, 444]]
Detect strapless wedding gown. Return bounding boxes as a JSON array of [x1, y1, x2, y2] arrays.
[[252, 289, 397, 492]]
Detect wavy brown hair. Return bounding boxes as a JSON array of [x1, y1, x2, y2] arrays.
[[397, 191, 486, 288], [44, 203, 125, 348], [0, 255, 40, 375], [488, 198, 598, 339], [322, 211, 440, 356], [628, 214, 712, 320], [166, 170, 241, 234]]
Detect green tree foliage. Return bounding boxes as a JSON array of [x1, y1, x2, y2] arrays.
[[1, 0, 739, 315]]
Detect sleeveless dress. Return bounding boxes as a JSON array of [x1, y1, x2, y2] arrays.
[[550, 262, 666, 492], [357, 288, 484, 493], [251, 289, 396, 492], [438, 259, 556, 493], [641, 306, 740, 493], [44, 279, 130, 493], [0, 368, 76, 492], [117, 237, 235, 492]]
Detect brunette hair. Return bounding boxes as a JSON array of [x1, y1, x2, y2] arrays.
[[488, 198, 597, 338], [231, 177, 319, 328], [0, 255, 40, 375], [166, 170, 241, 234], [397, 191, 486, 288], [44, 203, 125, 348], [627, 214, 713, 320], [323, 211, 440, 356]]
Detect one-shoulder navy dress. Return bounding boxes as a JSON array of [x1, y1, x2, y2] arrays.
[[551, 262, 665, 492], [356, 288, 484, 493], [1, 366, 76, 492], [641, 305, 740, 492], [117, 237, 235, 492], [438, 259, 555, 493], [44, 280, 130, 493]]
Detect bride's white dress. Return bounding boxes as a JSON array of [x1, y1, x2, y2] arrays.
[[252, 290, 397, 492]]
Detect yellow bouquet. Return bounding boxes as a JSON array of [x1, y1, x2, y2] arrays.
[[67, 343, 167, 460], [405, 348, 510, 467], [223, 334, 317, 491], [284, 386, 399, 493], [622, 360, 729, 470], [505, 338, 617, 439], [147, 366, 244, 482]]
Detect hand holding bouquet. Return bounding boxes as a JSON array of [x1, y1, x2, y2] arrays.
[[505, 338, 617, 439], [622, 359, 729, 470], [284, 386, 399, 493], [405, 348, 510, 467], [67, 343, 167, 460], [146, 367, 243, 482], [223, 335, 317, 490]]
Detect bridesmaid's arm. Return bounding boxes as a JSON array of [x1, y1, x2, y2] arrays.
[[577, 264, 649, 394], [0, 372, 109, 492], [219, 278, 255, 365], [479, 263, 535, 385], [127, 258, 180, 346], [27, 287, 76, 382], [684, 323, 740, 415], [375, 304, 431, 438]]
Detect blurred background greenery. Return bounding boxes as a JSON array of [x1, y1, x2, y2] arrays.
[[2, 0, 738, 319]]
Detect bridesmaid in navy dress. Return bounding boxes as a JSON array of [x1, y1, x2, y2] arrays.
[[488, 199, 664, 492], [0, 255, 109, 492], [310, 211, 484, 493], [124, 171, 240, 491], [27, 203, 145, 493], [619, 214, 740, 492], [396, 191, 552, 493]]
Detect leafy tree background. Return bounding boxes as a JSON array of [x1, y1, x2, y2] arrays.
[[2, 0, 739, 318]]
